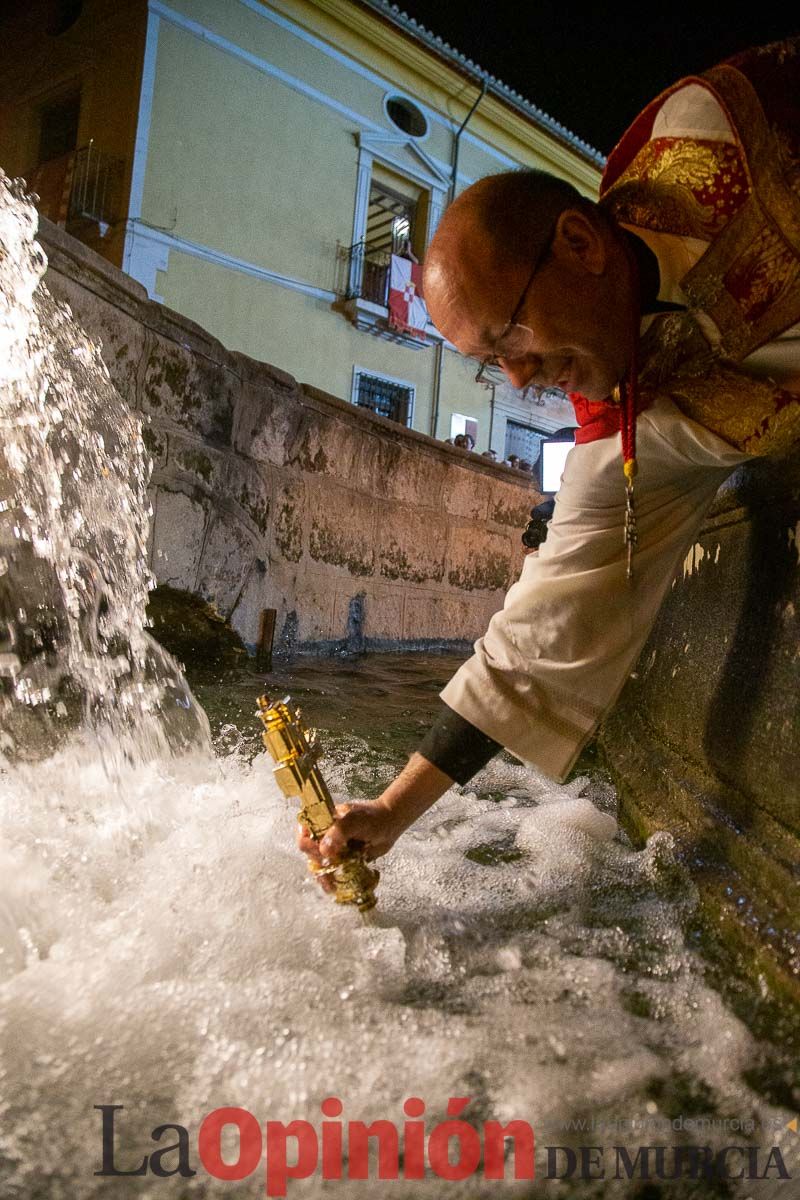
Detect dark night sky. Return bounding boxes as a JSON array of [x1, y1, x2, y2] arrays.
[[388, 1, 799, 155]]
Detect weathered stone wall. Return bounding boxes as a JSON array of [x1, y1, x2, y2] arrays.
[[599, 455, 800, 1015], [38, 217, 535, 653]]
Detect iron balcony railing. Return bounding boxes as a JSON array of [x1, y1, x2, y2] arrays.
[[343, 240, 393, 305], [68, 141, 122, 227], [27, 140, 123, 231]]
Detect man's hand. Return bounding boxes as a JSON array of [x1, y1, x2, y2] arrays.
[[297, 799, 398, 893], [296, 752, 454, 892]]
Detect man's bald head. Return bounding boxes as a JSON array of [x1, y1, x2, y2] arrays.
[[421, 168, 635, 400], [423, 169, 602, 337]]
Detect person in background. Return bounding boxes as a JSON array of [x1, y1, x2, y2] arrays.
[[397, 235, 419, 264]]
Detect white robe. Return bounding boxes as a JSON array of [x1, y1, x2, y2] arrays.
[[441, 395, 748, 780]]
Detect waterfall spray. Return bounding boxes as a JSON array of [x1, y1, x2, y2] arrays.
[[0, 170, 208, 773]]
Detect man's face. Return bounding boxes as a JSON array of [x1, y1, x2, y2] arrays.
[[425, 211, 632, 402]]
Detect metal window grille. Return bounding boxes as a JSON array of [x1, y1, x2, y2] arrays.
[[504, 420, 549, 465], [354, 372, 413, 425]]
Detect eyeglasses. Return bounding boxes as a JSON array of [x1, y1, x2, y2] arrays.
[[474, 233, 554, 386]]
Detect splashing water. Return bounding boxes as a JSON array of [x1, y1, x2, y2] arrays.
[[0, 172, 208, 773], [0, 175, 795, 1199]]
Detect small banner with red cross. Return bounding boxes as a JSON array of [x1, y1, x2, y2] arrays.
[[388, 254, 428, 338]]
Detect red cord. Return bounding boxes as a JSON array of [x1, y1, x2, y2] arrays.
[[621, 334, 638, 484], [620, 240, 641, 484]]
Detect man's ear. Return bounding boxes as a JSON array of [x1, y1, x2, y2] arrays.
[[551, 209, 608, 275]]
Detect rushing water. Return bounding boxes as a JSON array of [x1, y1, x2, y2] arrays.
[[0, 174, 797, 1199]]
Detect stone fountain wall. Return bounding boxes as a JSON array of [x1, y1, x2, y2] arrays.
[[599, 454, 800, 1013], [37, 216, 534, 655]]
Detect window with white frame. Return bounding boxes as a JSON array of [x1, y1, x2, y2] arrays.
[[358, 172, 422, 305], [385, 95, 428, 140], [352, 368, 415, 426], [345, 130, 449, 306]]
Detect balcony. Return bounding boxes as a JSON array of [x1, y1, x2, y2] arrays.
[[27, 142, 123, 238], [336, 240, 440, 350], [349, 241, 391, 306]]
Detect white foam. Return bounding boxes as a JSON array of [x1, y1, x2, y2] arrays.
[[1, 741, 793, 1197]]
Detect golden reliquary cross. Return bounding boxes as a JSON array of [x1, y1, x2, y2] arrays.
[[256, 695, 380, 912]]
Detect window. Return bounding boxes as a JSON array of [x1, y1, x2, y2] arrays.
[[352, 369, 414, 426], [356, 171, 423, 306], [504, 419, 549, 466], [342, 131, 448, 339], [385, 96, 428, 139], [366, 181, 416, 255], [37, 91, 80, 164]]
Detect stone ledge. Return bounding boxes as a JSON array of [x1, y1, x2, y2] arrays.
[[38, 216, 534, 649], [41, 211, 538, 490]]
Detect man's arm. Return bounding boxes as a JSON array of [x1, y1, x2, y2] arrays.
[[416, 703, 502, 784], [297, 710, 501, 885], [300, 395, 748, 878], [298, 700, 506, 872]]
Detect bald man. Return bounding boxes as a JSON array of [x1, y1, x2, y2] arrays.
[[300, 37, 800, 880]]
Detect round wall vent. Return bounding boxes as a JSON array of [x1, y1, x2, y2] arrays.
[[385, 96, 428, 139]]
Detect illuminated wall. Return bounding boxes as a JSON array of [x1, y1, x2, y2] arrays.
[[125, 0, 601, 449], [0, 0, 601, 451]]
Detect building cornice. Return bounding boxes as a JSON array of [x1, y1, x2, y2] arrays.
[[262, 0, 603, 190], [355, 0, 604, 168]]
